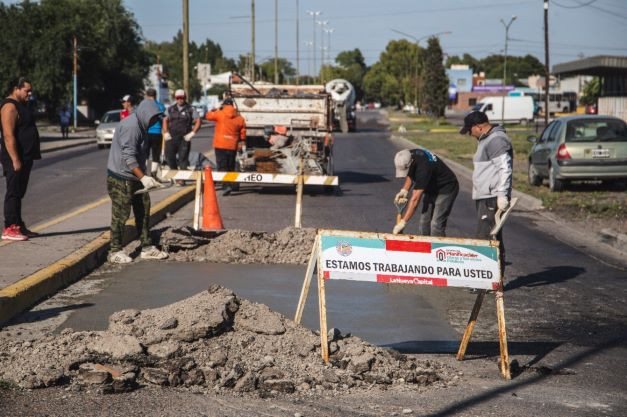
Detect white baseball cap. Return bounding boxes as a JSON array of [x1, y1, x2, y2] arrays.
[[394, 149, 412, 178], [121, 94, 131, 102], [174, 89, 186, 98]]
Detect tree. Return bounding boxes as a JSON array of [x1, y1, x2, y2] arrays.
[[323, 49, 368, 100], [421, 37, 448, 117], [259, 58, 295, 84], [580, 77, 600, 105], [0, 0, 150, 118], [445, 53, 544, 85]]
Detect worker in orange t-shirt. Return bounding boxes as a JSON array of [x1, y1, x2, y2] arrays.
[[205, 98, 246, 195]]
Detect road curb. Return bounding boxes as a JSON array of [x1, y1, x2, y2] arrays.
[[0, 185, 196, 327], [41, 139, 97, 154]]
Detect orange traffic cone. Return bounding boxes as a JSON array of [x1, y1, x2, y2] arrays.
[[202, 166, 224, 230]]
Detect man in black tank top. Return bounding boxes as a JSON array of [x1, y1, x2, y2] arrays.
[[0, 77, 41, 241]]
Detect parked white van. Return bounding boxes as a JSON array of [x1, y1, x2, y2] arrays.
[[473, 96, 534, 124]]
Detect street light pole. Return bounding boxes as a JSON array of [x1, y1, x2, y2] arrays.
[[306, 10, 320, 81], [296, 0, 299, 84], [274, 0, 279, 84], [500, 15, 517, 123], [72, 35, 78, 130], [251, 0, 255, 82], [317, 20, 328, 83]]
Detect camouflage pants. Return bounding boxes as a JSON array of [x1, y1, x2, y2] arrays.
[[106, 175, 151, 253]]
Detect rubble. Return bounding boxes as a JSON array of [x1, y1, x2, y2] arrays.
[[159, 227, 316, 265], [0, 286, 454, 396]]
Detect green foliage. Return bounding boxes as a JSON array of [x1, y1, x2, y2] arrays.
[[144, 33, 236, 101], [326, 49, 368, 100], [421, 37, 448, 117], [363, 40, 420, 106], [580, 77, 600, 105], [259, 58, 296, 84], [0, 0, 150, 118], [446, 53, 544, 85]]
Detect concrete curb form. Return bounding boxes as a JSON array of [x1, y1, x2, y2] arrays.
[[0, 185, 196, 327], [41, 139, 97, 154]]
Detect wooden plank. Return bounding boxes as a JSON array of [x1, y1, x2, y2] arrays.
[[294, 235, 319, 324], [193, 175, 202, 230], [294, 158, 304, 228], [317, 240, 329, 363], [456, 290, 486, 361], [495, 287, 512, 379]]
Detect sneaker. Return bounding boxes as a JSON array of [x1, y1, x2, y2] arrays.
[[2, 224, 28, 241], [108, 250, 133, 264], [140, 245, 169, 260]]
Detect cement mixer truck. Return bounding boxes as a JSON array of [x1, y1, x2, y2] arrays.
[[325, 79, 356, 133]]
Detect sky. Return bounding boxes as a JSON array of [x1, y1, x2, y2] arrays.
[[5, 0, 627, 75]]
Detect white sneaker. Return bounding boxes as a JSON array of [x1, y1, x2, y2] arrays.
[[140, 245, 169, 260], [108, 250, 133, 264]]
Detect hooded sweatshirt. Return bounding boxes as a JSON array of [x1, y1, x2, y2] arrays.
[[205, 105, 246, 151], [107, 99, 162, 181], [472, 125, 513, 200]]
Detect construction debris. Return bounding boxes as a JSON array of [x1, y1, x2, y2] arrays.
[[159, 227, 316, 265], [0, 286, 454, 396]]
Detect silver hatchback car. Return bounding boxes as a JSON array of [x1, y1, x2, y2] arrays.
[[95, 110, 121, 149], [527, 115, 627, 191]]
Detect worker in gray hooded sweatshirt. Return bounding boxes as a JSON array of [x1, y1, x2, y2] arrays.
[[459, 110, 513, 271], [106, 99, 169, 264]]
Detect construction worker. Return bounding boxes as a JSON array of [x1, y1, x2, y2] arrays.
[[205, 98, 246, 196], [459, 110, 513, 271], [145, 88, 166, 175], [120, 94, 133, 120], [163, 89, 201, 181], [393, 148, 459, 236], [106, 99, 168, 264]]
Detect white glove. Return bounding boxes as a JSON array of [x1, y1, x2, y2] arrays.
[[140, 175, 161, 190], [393, 219, 406, 235], [394, 189, 408, 205], [184, 131, 195, 142], [497, 195, 509, 211], [164, 132, 172, 141]]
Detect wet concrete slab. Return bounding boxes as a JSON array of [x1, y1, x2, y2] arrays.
[[62, 262, 460, 353]]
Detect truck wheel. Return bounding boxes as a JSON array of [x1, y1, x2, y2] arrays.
[[549, 165, 565, 192], [528, 162, 542, 186], [97, 144, 105, 149], [519, 118, 528, 126]]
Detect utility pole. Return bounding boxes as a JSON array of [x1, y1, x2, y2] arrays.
[[544, 0, 550, 126], [500, 15, 517, 123], [72, 35, 78, 129], [251, 0, 255, 82], [296, 0, 300, 84], [182, 0, 189, 94], [274, 0, 279, 84]]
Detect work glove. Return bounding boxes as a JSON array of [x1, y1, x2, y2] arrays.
[[497, 195, 510, 211], [184, 131, 195, 142], [140, 175, 161, 190], [394, 189, 408, 205], [393, 219, 406, 235], [164, 132, 172, 141]]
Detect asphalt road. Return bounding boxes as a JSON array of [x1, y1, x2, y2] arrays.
[[0, 124, 214, 228]]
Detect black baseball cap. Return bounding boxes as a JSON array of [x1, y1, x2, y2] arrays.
[[459, 110, 489, 134]]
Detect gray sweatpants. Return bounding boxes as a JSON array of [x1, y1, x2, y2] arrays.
[[475, 197, 506, 275]]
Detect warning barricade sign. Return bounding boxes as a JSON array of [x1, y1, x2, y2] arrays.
[[294, 229, 512, 379]]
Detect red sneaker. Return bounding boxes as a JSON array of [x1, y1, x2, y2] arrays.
[[2, 224, 28, 241]]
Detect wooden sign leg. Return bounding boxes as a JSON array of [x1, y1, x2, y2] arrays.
[[456, 289, 486, 361], [193, 174, 202, 230], [495, 288, 511, 379], [294, 235, 320, 324], [317, 256, 329, 363]]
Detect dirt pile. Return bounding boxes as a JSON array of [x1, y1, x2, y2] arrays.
[[0, 286, 454, 396], [159, 227, 316, 264]]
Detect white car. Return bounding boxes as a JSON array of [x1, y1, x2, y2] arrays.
[[95, 110, 121, 149]]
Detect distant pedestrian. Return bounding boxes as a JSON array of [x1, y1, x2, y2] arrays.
[[163, 89, 200, 183], [459, 110, 513, 271], [145, 88, 166, 175], [106, 99, 168, 263], [0, 77, 41, 241], [205, 98, 246, 195], [120, 94, 133, 120], [393, 148, 459, 236], [59, 106, 71, 139]]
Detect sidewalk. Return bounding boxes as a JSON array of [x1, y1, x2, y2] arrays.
[[0, 183, 196, 326], [40, 129, 97, 153]]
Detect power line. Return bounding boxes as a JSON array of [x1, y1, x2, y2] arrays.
[[551, 0, 597, 9]]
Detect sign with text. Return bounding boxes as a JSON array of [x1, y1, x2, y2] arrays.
[[319, 230, 501, 290]]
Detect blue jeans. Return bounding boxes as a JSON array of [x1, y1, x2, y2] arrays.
[[417, 184, 459, 237]]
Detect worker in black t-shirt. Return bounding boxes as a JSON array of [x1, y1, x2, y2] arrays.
[[393, 148, 459, 236]]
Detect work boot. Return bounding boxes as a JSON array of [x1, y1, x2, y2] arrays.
[[140, 245, 169, 260], [1, 224, 28, 241], [108, 250, 133, 264]]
